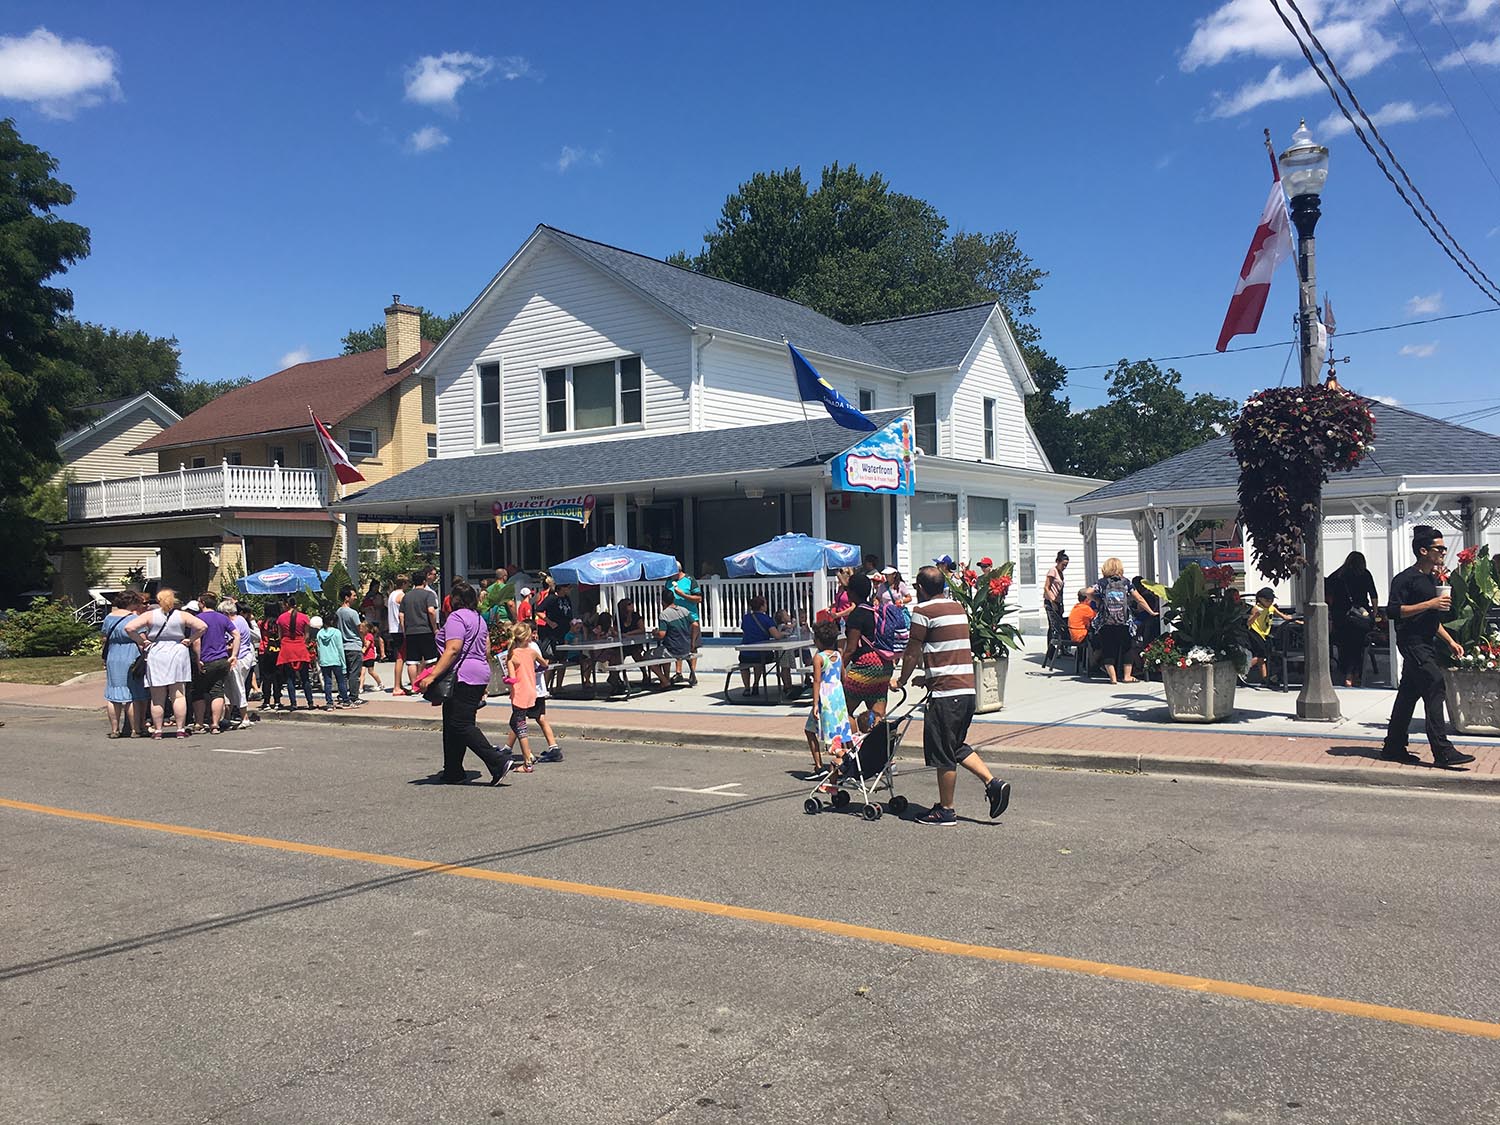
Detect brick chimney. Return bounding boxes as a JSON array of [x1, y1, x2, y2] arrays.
[[385, 295, 421, 372]]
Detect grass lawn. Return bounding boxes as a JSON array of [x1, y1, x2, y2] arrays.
[[0, 654, 101, 685]]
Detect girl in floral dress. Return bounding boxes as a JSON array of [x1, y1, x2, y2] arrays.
[[804, 618, 855, 787]]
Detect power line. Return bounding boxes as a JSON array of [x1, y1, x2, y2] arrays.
[[1062, 304, 1500, 371], [1391, 0, 1500, 198], [1270, 0, 1500, 305], [1423, 0, 1500, 125]]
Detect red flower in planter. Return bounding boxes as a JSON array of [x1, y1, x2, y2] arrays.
[[988, 578, 1004, 597], [1457, 546, 1479, 567], [963, 568, 978, 585]]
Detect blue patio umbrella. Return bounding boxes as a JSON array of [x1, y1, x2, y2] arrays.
[[548, 545, 679, 586], [236, 561, 329, 596], [722, 533, 861, 577]]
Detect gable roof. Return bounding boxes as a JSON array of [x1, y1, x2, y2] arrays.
[[134, 341, 434, 453], [854, 303, 998, 371], [1070, 401, 1500, 508], [340, 409, 908, 511], [60, 392, 181, 452]]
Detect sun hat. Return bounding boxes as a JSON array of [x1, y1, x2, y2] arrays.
[[309, 615, 324, 629]]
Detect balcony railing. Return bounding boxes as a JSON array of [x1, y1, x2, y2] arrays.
[[66, 462, 329, 522]]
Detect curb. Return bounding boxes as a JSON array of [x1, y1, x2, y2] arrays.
[[7, 700, 1497, 795]]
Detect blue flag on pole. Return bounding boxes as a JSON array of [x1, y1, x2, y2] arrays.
[[788, 343, 877, 432]]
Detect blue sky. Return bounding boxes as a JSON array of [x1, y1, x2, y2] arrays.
[[4, 0, 1500, 430]]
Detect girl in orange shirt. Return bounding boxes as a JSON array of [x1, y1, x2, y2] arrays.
[[504, 623, 541, 772]]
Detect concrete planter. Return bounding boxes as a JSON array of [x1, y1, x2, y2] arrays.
[[1161, 660, 1238, 723], [1445, 668, 1500, 736], [973, 657, 1008, 714]]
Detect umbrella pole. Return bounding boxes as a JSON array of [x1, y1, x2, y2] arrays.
[[813, 563, 829, 616]]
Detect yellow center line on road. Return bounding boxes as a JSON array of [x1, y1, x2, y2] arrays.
[[4, 794, 1499, 1042]]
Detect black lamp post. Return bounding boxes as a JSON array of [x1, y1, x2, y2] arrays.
[[1279, 120, 1340, 722]]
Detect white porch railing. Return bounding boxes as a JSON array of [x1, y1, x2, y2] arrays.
[[602, 575, 841, 637], [67, 462, 329, 521]]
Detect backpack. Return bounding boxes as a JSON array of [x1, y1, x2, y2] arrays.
[[870, 601, 909, 656], [1101, 581, 1130, 626]]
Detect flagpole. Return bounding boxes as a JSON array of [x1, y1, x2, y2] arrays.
[[786, 339, 820, 464]]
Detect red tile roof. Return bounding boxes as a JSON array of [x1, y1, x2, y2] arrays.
[[133, 341, 435, 453]]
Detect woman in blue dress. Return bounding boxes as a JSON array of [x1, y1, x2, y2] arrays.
[[101, 590, 149, 737]]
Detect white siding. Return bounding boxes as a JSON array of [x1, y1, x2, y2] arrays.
[[950, 326, 1041, 470], [698, 338, 901, 431], [431, 239, 692, 457]]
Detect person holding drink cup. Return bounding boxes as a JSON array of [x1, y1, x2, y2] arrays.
[[1380, 525, 1475, 768]]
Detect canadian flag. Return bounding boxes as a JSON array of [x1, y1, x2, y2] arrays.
[[309, 408, 366, 485], [1215, 160, 1293, 352]]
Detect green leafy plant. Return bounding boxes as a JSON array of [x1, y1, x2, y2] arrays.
[[0, 597, 95, 657], [1231, 386, 1375, 582], [942, 558, 1022, 660], [1139, 564, 1246, 670], [1444, 545, 1500, 667]]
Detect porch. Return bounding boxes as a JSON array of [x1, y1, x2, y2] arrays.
[[67, 463, 329, 522]]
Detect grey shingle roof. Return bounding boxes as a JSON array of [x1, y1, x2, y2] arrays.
[[339, 410, 907, 511], [854, 303, 997, 371], [1071, 402, 1500, 507], [546, 228, 904, 371]]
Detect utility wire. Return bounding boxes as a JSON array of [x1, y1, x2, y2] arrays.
[[1423, 0, 1500, 125], [1391, 0, 1500, 198], [1063, 304, 1500, 371], [1271, 0, 1500, 304]]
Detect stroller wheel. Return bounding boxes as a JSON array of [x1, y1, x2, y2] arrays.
[[832, 789, 851, 809], [862, 803, 882, 821], [803, 798, 821, 815], [889, 795, 909, 814]]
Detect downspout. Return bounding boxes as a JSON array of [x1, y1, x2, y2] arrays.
[[692, 332, 716, 430]]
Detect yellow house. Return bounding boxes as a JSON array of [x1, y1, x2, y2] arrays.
[[56, 300, 438, 601]]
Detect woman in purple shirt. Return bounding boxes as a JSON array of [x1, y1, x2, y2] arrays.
[[423, 580, 513, 786]]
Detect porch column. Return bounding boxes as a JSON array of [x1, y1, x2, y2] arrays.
[[956, 491, 970, 564], [1154, 508, 1178, 585], [1080, 516, 1099, 586], [1131, 513, 1154, 584], [895, 493, 912, 576], [682, 496, 695, 574], [1387, 496, 1403, 683], [613, 491, 629, 548], [811, 478, 830, 613], [345, 513, 360, 587], [451, 506, 468, 583]]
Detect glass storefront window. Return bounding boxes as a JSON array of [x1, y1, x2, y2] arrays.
[[912, 491, 958, 567], [968, 496, 1010, 568]]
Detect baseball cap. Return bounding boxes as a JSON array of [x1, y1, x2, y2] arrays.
[[185, 600, 201, 612], [309, 615, 324, 629], [520, 587, 532, 597]]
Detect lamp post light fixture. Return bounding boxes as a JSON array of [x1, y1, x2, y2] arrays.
[[1279, 120, 1340, 722]]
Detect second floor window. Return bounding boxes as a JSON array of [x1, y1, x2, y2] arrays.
[[478, 363, 501, 446], [426, 432, 437, 459], [913, 393, 937, 456], [858, 388, 875, 412], [543, 355, 643, 434], [347, 428, 376, 458], [983, 397, 996, 460], [268, 445, 286, 467]]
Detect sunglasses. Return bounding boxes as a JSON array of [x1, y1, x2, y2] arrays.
[[1426, 544, 1449, 554]]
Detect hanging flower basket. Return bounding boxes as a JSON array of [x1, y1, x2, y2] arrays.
[[1230, 386, 1375, 582]]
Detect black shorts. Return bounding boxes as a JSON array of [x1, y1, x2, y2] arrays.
[[195, 659, 231, 701], [403, 633, 438, 662], [527, 698, 547, 718], [923, 694, 976, 770], [1247, 631, 1270, 660]]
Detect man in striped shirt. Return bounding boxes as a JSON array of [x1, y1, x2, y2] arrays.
[[896, 566, 1012, 826]]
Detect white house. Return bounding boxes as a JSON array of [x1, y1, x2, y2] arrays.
[[339, 225, 1140, 630]]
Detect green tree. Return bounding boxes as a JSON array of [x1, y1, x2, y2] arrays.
[[57, 318, 251, 418], [1067, 361, 1239, 481], [341, 308, 461, 355], [173, 376, 252, 416]]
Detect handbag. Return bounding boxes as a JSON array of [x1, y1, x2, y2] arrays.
[[1346, 605, 1374, 630], [421, 613, 483, 705], [129, 610, 174, 680]]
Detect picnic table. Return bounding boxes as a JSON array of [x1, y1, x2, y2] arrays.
[[725, 637, 813, 705], [553, 633, 667, 699]]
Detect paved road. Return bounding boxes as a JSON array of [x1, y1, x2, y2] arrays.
[[2, 707, 1498, 1123]]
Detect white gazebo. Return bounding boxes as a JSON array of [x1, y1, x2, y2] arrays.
[[1067, 401, 1500, 675]]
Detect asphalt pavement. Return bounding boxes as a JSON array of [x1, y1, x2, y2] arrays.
[[2, 707, 1498, 1123]]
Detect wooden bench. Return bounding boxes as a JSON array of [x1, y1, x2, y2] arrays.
[[723, 658, 813, 704]]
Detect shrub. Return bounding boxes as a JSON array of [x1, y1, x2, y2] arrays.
[[0, 597, 96, 657]]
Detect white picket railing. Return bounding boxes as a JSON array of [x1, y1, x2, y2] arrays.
[[67, 462, 328, 521], [601, 575, 841, 637]]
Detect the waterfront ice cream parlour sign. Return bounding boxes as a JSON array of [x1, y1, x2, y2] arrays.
[[493, 494, 595, 529], [832, 416, 915, 495]]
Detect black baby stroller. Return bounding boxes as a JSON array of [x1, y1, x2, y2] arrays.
[[803, 687, 922, 821]]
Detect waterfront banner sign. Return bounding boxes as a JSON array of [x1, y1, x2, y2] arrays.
[[831, 416, 915, 495], [493, 494, 595, 530]]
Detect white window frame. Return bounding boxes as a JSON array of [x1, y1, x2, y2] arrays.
[[538, 353, 645, 437], [426, 432, 438, 459], [346, 427, 377, 459], [476, 360, 502, 449], [982, 397, 996, 461], [1017, 505, 1037, 585], [857, 387, 875, 412], [912, 392, 938, 456]]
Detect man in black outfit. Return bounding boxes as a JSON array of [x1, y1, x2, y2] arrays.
[[1381, 525, 1476, 768]]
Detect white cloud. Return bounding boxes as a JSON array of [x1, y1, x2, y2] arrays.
[[1368, 393, 1402, 405], [1182, 1, 1401, 118], [404, 51, 493, 107], [407, 125, 450, 153], [1399, 342, 1439, 357], [1489, 225, 1500, 237], [0, 27, 121, 119], [279, 347, 312, 368], [556, 145, 603, 172], [497, 55, 535, 80], [1439, 33, 1500, 68], [1406, 291, 1443, 315], [1318, 100, 1448, 136]]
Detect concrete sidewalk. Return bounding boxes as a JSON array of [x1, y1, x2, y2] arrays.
[[7, 659, 1499, 794]]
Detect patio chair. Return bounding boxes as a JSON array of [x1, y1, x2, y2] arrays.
[[1274, 621, 1305, 689], [1042, 602, 1073, 671]]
